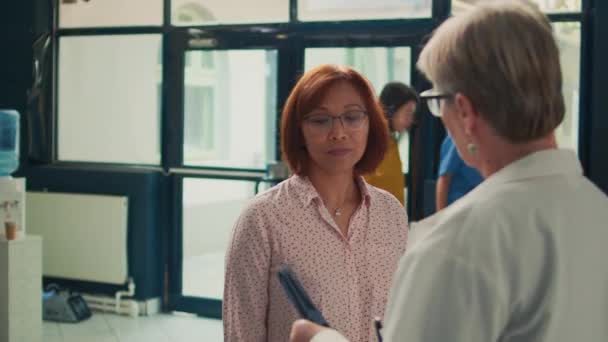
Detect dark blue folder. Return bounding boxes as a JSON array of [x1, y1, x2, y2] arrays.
[[277, 265, 330, 327]]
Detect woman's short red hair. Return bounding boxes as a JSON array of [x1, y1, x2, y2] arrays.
[[281, 64, 389, 176]]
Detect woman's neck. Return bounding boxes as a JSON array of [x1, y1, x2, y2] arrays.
[[306, 167, 360, 211]]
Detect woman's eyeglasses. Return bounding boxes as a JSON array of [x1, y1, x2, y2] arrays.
[[302, 110, 368, 135], [420, 89, 454, 117]]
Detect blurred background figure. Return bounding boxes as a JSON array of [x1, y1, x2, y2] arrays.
[[289, 2, 608, 341], [435, 134, 482, 211], [364, 82, 418, 206]]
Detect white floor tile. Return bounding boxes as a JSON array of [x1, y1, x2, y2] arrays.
[[42, 335, 64, 342], [161, 314, 223, 342], [106, 313, 171, 342], [62, 335, 119, 342], [58, 313, 116, 341], [42, 311, 223, 342], [43, 321, 62, 336]]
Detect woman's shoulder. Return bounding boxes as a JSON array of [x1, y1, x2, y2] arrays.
[[239, 177, 301, 219], [231, 186, 283, 239], [363, 182, 408, 228], [241, 184, 281, 216], [424, 183, 530, 248]]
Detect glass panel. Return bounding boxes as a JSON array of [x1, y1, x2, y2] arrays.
[[554, 22, 581, 152], [452, 0, 581, 15], [59, 0, 163, 28], [299, 0, 432, 21], [398, 132, 410, 207], [172, 0, 289, 26], [305, 47, 412, 94], [58, 35, 162, 164], [398, 133, 410, 174], [182, 178, 255, 299], [183, 50, 277, 169]]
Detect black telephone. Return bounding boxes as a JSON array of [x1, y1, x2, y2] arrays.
[[43, 284, 92, 323]]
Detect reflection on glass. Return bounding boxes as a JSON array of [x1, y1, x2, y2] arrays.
[[182, 178, 255, 299], [172, 0, 289, 26], [398, 134, 410, 173], [58, 35, 162, 164], [554, 22, 581, 152], [183, 50, 278, 169], [59, 0, 163, 28], [452, 0, 581, 14], [299, 0, 432, 21], [305, 47, 412, 94], [305, 47, 413, 173]]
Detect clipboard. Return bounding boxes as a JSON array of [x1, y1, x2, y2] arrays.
[[277, 265, 330, 327]]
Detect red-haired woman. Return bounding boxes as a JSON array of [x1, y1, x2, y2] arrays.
[[223, 64, 408, 342]]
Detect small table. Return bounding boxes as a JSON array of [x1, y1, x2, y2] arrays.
[[0, 236, 42, 342]]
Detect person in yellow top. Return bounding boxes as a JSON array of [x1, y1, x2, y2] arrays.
[[364, 82, 418, 206]]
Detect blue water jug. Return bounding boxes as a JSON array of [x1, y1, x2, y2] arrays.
[[0, 110, 19, 176]]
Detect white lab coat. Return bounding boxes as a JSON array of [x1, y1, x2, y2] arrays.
[[313, 149, 608, 342]]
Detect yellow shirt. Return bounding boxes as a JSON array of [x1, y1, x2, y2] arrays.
[[364, 138, 405, 205]]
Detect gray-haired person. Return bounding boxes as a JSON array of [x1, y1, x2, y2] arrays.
[[290, 1, 608, 341]]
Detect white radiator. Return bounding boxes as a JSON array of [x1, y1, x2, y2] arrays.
[[26, 192, 129, 285]]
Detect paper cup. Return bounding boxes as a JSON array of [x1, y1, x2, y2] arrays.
[[4, 221, 16, 240]]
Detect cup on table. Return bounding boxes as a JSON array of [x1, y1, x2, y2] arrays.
[[4, 221, 17, 240]]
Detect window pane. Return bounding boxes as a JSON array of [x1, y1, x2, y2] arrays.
[[183, 50, 277, 169], [59, 0, 163, 28], [305, 47, 412, 93], [452, 0, 581, 15], [182, 178, 255, 299], [172, 0, 289, 26], [299, 0, 432, 22], [554, 22, 581, 152], [398, 133, 410, 174], [58, 35, 162, 164]]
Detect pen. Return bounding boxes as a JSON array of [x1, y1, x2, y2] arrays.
[[374, 317, 383, 342]]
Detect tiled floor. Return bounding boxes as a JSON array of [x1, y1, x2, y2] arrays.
[[43, 312, 223, 342]]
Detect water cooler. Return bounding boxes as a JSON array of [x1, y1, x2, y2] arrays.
[[0, 109, 42, 342], [0, 109, 25, 240]]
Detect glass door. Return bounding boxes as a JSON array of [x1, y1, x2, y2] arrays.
[[166, 0, 441, 318], [167, 29, 282, 317]]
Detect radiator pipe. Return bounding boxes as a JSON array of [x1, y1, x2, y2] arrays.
[[80, 278, 139, 317], [115, 278, 136, 314], [82, 294, 139, 317]]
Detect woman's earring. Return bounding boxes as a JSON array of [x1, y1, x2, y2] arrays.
[[467, 143, 478, 155]]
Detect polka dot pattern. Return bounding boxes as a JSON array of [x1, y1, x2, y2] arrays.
[[223, 175, 408, 342]]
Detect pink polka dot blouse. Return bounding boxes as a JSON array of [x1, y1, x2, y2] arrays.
[[223, 175, 408, 342]]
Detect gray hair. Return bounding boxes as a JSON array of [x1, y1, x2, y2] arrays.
[[417, 0, 564, 142]]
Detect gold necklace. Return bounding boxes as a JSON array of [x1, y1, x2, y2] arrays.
[[334, 207, 342, 216]]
